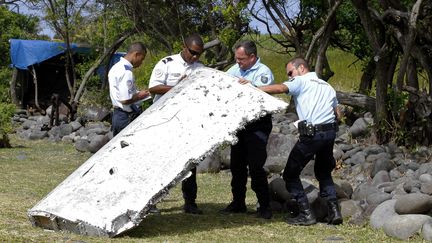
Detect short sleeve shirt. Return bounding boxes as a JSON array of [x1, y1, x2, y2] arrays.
[[108, 57, 138, 112], [226, 58, 274, 87], [283, 72, 338, 124], [149, 53, 204, 102]]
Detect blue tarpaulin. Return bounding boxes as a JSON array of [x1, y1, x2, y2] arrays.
[[9, 39, 88, 70]]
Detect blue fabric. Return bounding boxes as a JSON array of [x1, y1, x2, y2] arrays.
[[9, 39, 86, 70]]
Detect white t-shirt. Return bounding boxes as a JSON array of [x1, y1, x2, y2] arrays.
[[108, 57, 138, 112], [149, 53, 203, 102]]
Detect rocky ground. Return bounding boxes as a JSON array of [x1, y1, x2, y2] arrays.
[[12, 109, 432, 241]]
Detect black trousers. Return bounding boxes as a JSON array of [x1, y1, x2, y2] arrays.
[[230, 115, 272, 209], [182, 167, 197, 204], [283, 129, 337, 204]]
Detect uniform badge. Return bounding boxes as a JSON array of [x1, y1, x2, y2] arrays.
[[126, 80, 133, 88], [261, 76, 269, 84], [154, 69, 163, 78]]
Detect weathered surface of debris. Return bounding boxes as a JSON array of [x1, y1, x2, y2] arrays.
[[27, 67, 288, 237]]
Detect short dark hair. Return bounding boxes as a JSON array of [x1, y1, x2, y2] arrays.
[[127, 42, 147, 54], [234, 40, 257, 56], [184, 33, 204, 48], [288, 57, 309, 70]]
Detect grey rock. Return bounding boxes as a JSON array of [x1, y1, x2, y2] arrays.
[[300, 160, 315, 178], [59, 124, 73, 137], [342, 147, 362, 160], [22, 119, 37, 129], [383, 214, 431, 240], [197, 151, 221, 173], [340, 199, 362, 219], [377, 182, 396, 193], [350, 151, 367, 165], [389, 168, 403, 181], [70, 121, 82, 131], [403, 180, 421, 193], [74, 139, 90, 152], [395, 193, 432, 214], [349, 117, 373, 138], [421, 182, 432, 195], [352, 182, 380, 201], [29, 130, 48, 140], [371, 157, 396, 177], [338, 143, 353, 152], [334, 179, 353, 199], [363, 144, 385, 156], [88, 134, 110, 153], [372, 170, 390, 186], [370, 199, 397, 229], [367, 192, 392, 206], [333, 145, 344, 161], [420, 174, 432, 183], [366, 152, 391, 163], [422, 220, 432, 241]]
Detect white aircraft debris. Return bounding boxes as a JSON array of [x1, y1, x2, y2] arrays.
[[28, 67, 288, 237]]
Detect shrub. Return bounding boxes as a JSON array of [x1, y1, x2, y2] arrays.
[[0, 102, 15, 148]]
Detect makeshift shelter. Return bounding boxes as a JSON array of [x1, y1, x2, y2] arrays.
[[9, 39, 91, 110]]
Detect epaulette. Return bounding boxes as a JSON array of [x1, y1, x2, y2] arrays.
[[124, 65, 132, 71], [162, 57, 173, 64]]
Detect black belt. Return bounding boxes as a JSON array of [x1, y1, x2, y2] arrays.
[[314, 122, 337, 132]]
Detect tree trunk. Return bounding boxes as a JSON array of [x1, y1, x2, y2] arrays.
[[406, 57, 418, 89], [30, 66, 42, 112], [10, 68, 19, 107], [359, 58, 375, 94], [74, 29, 136, 103], [336, 91, 376, 113]]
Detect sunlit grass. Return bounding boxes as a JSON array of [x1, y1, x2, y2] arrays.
[[0, 135, 415, 242]]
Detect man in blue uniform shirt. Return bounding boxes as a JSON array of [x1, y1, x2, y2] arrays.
[[148, 34, 205, 215], [258, 57, 343, 226], [220, 40, 274, 219]]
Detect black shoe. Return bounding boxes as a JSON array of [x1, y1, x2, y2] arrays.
[[257, 207, 272, 219], [184, 202, 203, 215], [220, 201, 247, 214]]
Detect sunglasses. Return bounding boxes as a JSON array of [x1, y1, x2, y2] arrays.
[[187, 47, 202, 57]]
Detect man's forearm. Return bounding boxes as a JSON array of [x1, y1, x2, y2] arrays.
[[259, 84, 288, 94], [149, 85, 172, 95]]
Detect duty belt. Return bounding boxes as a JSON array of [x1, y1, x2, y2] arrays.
[[314, 122, 338, 132]]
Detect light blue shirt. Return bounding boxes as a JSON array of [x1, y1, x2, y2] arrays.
[[226, 58, 274, 87], [283, 72, 338, 125]]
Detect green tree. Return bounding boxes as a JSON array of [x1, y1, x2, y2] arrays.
[[0, 5, 39, 69]]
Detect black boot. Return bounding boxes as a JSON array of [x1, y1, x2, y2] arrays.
[[220, 201, 247, 214], [327, 199, 343, 225], [286, 201, 316, 226], [184, 201, 203, 215]]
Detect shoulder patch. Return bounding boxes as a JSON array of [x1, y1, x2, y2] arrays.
[[261, 76, 269, 84], [154, 69, 164, 78], [124, 65, 132, 71], [162, 57, 173, 64]]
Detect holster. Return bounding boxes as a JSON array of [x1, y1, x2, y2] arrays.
[[298, 120, 315, 137]]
